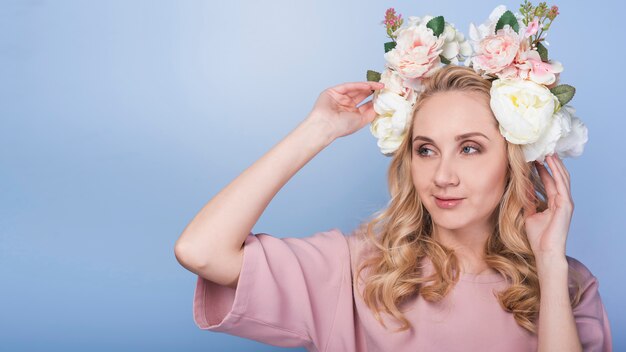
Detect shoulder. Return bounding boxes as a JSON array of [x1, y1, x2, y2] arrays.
[[565, 255, 604, 302], [343, 224, 383, 276], [565, 255, 597, 283], [251, 228, 350, 262], [564, 255, 612, 350], [254, 227, 347, 246]]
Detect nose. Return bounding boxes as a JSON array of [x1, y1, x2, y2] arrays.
[[433, 155, 460, 188]]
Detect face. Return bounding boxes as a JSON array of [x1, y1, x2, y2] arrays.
[[411, 90, 508, 233]]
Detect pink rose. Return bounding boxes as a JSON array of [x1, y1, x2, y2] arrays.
[[472, 26, 521, 74], [525, 18, 539, 37], [384, 23, 445, 79], [515, 50, 563, 86], [379, 67, 420, 105]]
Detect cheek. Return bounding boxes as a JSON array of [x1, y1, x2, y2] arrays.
[[473, 161, 508, 201], [411, 163, 430, 193]]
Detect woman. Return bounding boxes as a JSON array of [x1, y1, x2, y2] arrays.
[[174, 65, 612, 351]]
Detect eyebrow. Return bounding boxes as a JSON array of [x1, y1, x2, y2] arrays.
[[412, 132, 490, 143]]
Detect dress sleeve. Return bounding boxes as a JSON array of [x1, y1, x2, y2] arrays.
[[567, 256, 613, 352], [192, 228, 350, 350]]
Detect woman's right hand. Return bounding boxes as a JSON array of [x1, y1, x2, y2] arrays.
[[306, 81, 385, 142]]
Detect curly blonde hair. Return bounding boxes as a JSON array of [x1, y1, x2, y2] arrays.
[[354, 65, 584, 334]]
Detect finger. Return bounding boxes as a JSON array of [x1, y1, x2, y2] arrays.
[[331, 82, 385, 97], [551, 154, 573, 207], [349, 89, 380, 106], [551, 154, 571, 192], [534, 159, 557, 200], [545, 154, 569, 201], [357, 100, 377, 123], [331, 82, 385, 108]]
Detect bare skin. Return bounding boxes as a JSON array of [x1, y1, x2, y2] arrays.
[[174, 81, 385, 288], [411, 90, 508, 276], [410, 89, 582, 350]]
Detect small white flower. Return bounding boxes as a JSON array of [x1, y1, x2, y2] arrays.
[[440, 22, 473, 64], [468, 5, 508, 49], [554, 105, 588, 158]]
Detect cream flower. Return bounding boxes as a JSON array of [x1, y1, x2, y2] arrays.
[[371, 89, 414, 155], [521, 105, 569, 162], [489, 78, 559, 145], [521, 105, 587, 162]]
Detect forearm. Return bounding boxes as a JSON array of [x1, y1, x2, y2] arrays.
[[536, 255, 582, 352], [175, 116, 335, 265]]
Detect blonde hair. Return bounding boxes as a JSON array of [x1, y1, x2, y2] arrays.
[[354, 65, 584, 334]]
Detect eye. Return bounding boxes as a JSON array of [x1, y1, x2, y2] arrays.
[[416, 146, 433, 157], [461, 144, 481, 154], [415, 143, 481, 157]]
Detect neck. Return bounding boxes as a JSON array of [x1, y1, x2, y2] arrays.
[[432, 223, 495, 274]]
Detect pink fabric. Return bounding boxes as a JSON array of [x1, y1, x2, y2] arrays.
[[192, 229, 613, 351]]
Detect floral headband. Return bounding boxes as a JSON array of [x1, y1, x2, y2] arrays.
[[367, 1, 587, 163]]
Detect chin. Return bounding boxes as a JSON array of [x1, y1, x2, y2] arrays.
[[430, 216, 471, 230], [427, 207, 472, 229]]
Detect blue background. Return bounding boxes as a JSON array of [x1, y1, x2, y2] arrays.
[[2, 0, 624, 351]]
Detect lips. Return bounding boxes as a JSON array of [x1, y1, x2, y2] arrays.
[[434, 196, 464, 209], [434, 196, 464, 201]]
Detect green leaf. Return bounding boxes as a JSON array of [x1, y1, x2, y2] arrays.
[[440, 55, 451, 64], [426, 16, 445, 37], [366, 70, 382, 82], [536, 41, 548, 62], [550, 84, 576, 106], [495, 10, 520, 34], [384, 41, 396, 53]]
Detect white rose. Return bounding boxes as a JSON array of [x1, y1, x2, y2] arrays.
[[370, 117, 407, 155], [371, 89, 413, 155], [521, 105, 588, 162], [490, 78, 559, 145], [521, 105, 570, 162]]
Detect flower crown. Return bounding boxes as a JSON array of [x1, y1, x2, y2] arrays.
[[367, 1, 587, 163]]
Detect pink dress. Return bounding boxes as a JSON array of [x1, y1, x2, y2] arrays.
[[192, 228, 613, 351]]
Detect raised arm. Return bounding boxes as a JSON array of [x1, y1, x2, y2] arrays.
[[174, 81, 385, 288]]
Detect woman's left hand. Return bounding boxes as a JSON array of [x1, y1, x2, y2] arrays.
[[524, 153, 574, 260]]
